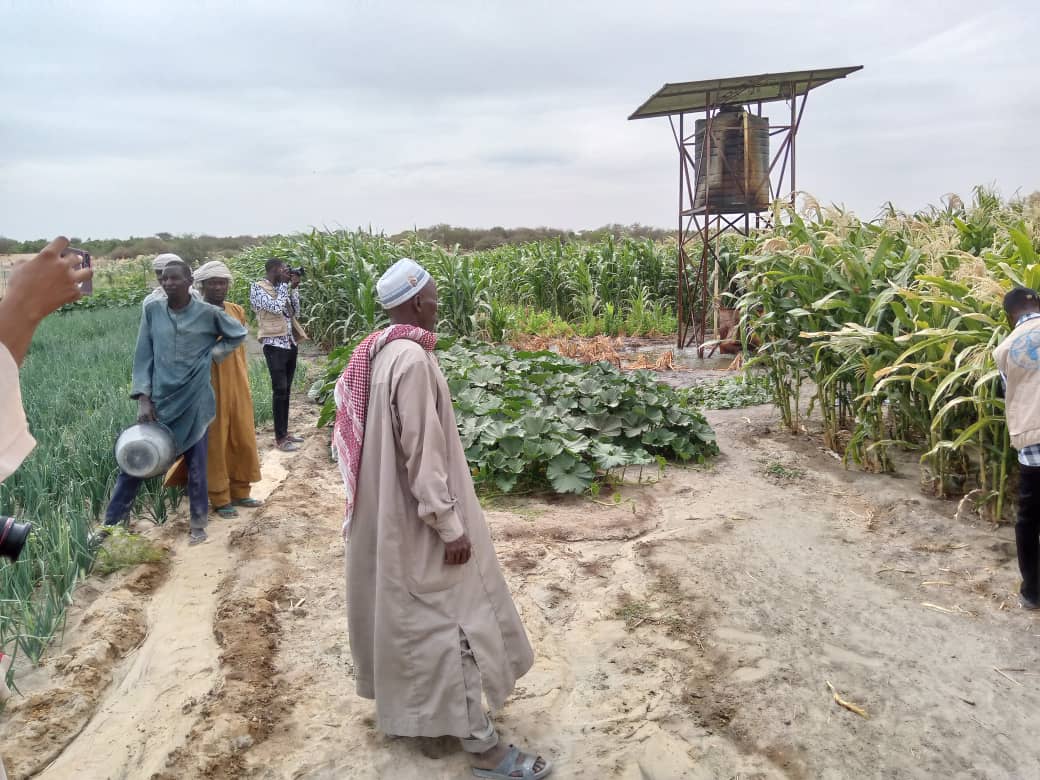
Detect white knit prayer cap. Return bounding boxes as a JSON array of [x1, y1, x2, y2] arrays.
[[153, 253, 184, 270], [376, 258, 431, 310]]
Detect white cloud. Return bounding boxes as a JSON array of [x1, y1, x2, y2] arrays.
[[1, 0, 1037, 238]]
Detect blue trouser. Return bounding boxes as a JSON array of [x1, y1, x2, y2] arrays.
[[105, 431, 209, 531]]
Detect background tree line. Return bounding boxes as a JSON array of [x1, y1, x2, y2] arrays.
[[0, 223, 671, 260]]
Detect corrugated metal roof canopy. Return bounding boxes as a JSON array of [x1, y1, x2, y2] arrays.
[[629, 66, 862, 120]]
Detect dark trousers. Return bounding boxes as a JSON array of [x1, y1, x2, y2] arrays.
[[264, 343, 297, 441], [105, 431, 209, 531], [1017, 464, 1040, 601]]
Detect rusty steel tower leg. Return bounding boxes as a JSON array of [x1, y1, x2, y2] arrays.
[[676, 113, 686, 348]]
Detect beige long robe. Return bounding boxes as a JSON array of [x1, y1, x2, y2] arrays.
[[348, 340, 533, 738]]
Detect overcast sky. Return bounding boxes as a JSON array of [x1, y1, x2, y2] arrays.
[[2, 0, 1036, 239]]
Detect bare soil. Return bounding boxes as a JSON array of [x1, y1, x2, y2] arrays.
[[3, 393, 1039, 779]]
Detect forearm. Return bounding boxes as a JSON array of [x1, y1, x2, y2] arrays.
[[0, 298, 42, 366], [211, 336, 245, 363], [212, 311, 249, 363], [413, 490, 465, 542], [396, 362, 466, 542]]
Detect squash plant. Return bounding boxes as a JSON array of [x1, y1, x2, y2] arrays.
[[317, 341, 718, 495]]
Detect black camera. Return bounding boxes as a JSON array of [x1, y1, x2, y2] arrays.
[[0, 517, 31, 562]]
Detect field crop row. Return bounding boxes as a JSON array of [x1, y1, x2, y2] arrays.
[[738, 188, 1040, 520], [225, 231, 694, 344], [0, 308, 274, 675]]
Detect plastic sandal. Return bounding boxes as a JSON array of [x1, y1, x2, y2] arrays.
[[214, 504, 238, 519], [189, 530, 208, 546], [232, 498, 264, 508], [472, 745, 553, 780]]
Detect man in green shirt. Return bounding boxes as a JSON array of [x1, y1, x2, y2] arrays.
[[104, 260, 247, 545]]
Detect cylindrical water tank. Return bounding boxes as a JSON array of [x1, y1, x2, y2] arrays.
[[693, 108, 770, 213]]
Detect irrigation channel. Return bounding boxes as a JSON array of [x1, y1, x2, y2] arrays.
[[2, 358, 1038, 779]]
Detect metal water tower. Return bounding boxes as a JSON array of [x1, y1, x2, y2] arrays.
[[629, 66, 862, 350]]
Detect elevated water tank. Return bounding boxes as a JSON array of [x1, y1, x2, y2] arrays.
[[693, 107, 770, 213]]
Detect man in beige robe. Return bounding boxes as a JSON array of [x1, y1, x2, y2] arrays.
[[335, 258, 552, 779]]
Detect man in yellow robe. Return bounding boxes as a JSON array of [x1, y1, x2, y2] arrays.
[[166, 261, 262, 517]]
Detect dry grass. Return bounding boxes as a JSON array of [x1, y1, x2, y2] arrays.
[[511, 335, 624, 368]]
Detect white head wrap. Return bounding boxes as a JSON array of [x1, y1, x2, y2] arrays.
[[376, 258, 431, 310], [153, 252, 183, 271], [194, 260, 232, 283]]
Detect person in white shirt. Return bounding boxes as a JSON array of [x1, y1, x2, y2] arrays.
[[1, 236, 92, 480], [0, 236, 92, 715]]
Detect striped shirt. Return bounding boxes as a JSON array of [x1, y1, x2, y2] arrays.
[[999, 311, 1040, 467]]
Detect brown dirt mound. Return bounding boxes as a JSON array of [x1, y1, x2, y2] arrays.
[[0, 560, 168, 778]]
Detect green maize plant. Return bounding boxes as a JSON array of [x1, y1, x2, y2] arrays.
[[226, 230, 683, 344], [739, 188, 1040, 520], [422, 248, 491, 338]]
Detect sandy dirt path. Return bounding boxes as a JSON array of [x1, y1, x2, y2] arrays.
[[32, 450, 292, 780], [3, 398, 1040, 779]]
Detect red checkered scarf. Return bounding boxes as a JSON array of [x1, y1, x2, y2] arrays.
[[333, 325, 437, 539]]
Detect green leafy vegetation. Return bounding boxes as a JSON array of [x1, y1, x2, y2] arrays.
[[93, 530, 166, 576], [0, 234, 272, 264], [39, 228, 767, 344], [1, 308, 276, 671], [224, 230, 681, 344], [763, 461, 806, 482], [0, 224, 672, 260], [317, 341, 718, 495], [738, 188, 1040, 520], [684, 374, 775, 410]]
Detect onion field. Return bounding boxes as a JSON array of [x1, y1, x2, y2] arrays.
[[0, 308, 273, 676]]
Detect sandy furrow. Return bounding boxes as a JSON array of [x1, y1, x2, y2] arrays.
[[33, 448, 293, 780]]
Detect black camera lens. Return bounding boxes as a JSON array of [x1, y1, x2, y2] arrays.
[[0, 517, 31, 562]]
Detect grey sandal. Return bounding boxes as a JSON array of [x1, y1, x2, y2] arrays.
[[472, 745, 552, 780]]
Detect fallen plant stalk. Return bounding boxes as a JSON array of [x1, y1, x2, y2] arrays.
[[826, 681, 869, 719], [993, 667, 1023, 687]]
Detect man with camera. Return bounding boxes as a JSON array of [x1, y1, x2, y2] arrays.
[[249, 259, 308, 452]]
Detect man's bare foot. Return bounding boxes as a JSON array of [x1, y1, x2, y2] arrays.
[[470, 742, 551, 778]]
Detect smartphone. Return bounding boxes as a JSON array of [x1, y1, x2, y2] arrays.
[[62, 248, 93, 295]]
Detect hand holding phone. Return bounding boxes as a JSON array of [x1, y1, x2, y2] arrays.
[[61, 247, 93, 296], [6, 237, 93, 323]]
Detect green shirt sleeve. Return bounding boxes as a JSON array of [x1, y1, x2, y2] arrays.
[[131, 304, 154, 399], [210, 306, 249, 364]]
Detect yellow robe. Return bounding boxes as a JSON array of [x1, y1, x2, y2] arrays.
[[165, 302, 261, 505]]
